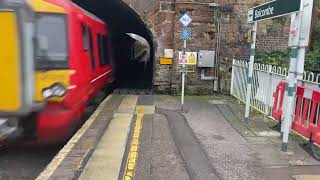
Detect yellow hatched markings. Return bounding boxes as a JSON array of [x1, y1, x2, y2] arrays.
[[124, 105, 145, 180], [293, 175, 320, 180], [121, 95, 137, 106]]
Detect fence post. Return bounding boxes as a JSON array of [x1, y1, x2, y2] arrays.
[[265, 65, 273, 115], [230, 59, 235, 95], [244, 22, 257, 124]]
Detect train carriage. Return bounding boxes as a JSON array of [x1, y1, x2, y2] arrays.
[[0, 0, 113, 144]]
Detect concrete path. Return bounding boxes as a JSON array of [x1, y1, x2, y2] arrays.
[[153, 95, 320, 180], [134, 113, 190, 180], [157, 108, 219, 180], [155, 96, 257, 180]]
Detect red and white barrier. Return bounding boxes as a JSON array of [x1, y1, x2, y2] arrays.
[[292, 87, 313, 138], [272, 83, 320, 145], [272, 81, 286, 121], [292, 86, 320, 145]]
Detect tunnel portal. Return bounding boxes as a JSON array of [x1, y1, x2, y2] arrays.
[[72, 0, 154, 90]]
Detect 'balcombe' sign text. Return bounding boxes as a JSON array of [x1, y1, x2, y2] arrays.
[[248, 0, 301, 22], [255, 6, 274, 19]]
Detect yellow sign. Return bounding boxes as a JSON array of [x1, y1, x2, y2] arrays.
[[160, 58, 173, 65], [178, 52, 197, 65], [187, 53, 196, 65]]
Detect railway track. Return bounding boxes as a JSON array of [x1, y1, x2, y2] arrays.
[[0, 145, 63, 180], [113, 88, 153, 95]]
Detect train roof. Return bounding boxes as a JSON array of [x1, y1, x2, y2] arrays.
[[28, 0, 105, 24]]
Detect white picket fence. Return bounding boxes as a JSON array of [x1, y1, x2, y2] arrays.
[[230, 59, 320, 117]]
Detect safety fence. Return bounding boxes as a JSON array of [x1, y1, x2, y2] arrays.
[[231, 59, 320, 145], [230, 60, 288, 115]]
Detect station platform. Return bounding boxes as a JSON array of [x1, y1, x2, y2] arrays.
[[37, 94, 320, 180]]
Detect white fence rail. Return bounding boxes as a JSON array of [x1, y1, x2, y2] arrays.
[[230, 59, 320, 117]]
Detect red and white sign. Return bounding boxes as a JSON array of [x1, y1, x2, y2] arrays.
[[178, 55, 187, 64], [178, 52, 197, 65]]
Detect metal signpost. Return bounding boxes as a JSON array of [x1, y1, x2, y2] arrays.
[[245, 0, 313, 151], [179, 13, 192, 110], [244, 22, 257, 124], [282, 0, 313, 152]]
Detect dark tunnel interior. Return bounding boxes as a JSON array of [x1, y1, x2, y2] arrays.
[[72, 0, 154, 90]]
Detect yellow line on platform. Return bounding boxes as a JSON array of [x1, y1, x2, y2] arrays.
[[123, 105, 145, 180]]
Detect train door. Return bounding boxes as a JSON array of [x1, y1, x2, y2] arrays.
[[0, 1, 35, 115], [79, 22, 93, 84], [0, 0, 35, 139]]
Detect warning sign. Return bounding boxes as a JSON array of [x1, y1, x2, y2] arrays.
[[178, 52, 197, 65]]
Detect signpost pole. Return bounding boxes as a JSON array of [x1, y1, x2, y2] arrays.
[[179, 13, 192, 111], [181, 40, 186, 110], [281, 0, 313, 151], [244, 22, 257, 124], [296, 0, 313, 81], [296, 47, 306, 81], [281, 12, 302, 152]]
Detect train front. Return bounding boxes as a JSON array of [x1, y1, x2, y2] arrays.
[[0, 0, 39, 143], [0, 0, 74, 145]]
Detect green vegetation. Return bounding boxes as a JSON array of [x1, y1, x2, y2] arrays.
[[255, 49, 289, 67], [256, 1, 320, 73]]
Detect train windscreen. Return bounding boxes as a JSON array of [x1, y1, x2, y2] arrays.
[[35, 13, 68, 70]]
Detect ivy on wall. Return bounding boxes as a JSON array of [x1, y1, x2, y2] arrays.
[[255, 49, 289, 67]]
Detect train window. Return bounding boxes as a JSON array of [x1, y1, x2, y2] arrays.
[[97, 34, 107, 66], [35, 14, 68, 70], [82, 25, 89, 51], [88, 27, 96, 69], [103, 35, 111, 65]]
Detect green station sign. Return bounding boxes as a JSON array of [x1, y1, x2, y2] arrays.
[[248, 0, 301, 22]]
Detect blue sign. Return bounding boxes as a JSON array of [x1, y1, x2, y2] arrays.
[[179, 13, 192, 27], [180, 28, 192, 40]]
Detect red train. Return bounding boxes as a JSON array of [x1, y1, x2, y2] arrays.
[[0, 0, 113, 144]]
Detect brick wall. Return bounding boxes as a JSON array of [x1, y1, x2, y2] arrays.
[[123, 0, 291, 94], [256, 17, 290, 51]]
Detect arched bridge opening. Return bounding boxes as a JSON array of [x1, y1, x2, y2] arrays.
[[72, 0, 154, 90]]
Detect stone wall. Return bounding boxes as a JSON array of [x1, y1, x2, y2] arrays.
[[123, 0, 291, 94]]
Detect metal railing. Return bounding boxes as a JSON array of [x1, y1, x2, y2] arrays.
[[230, 59, 320, 117]]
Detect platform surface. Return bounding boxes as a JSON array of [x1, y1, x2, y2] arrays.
[[37, 95, 320, 180]]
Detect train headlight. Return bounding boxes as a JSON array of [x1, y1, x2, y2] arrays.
[[42, 83, 67, 99]]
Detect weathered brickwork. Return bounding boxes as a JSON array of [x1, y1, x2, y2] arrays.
[[256, 17, 290, 50], [123, 0, 290, 94]]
